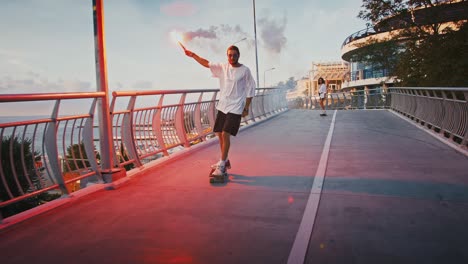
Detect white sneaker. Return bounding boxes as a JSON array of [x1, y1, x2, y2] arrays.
[[211, 164, 226, 176], [211, 160, 231, 169]]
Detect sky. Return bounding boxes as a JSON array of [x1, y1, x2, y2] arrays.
[[0, 0, 366, 114]]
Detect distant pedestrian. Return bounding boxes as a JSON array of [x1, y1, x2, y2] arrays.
[[318, 77, 327, 116], [184, 45, 256, 176]]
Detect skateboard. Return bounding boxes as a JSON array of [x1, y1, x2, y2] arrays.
[[209, 172, 228, 183]]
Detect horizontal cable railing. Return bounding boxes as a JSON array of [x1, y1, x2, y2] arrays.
[[110, 88, 288, 169], [0, 92, 105, 219]]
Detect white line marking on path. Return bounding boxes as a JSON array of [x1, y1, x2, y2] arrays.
[[287, 110, 337, 264]]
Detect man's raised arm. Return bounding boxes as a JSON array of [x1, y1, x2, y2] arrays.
[[185, 50, 209, 68]]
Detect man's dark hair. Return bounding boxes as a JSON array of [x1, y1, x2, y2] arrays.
[[227, 45, 240, 55]]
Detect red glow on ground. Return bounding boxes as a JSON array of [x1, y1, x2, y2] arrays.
[[144, 252, 193, 264], [288, 196, 294, 204]]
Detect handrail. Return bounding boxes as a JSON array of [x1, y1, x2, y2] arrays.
[[389, 87, 468, 147], [341, 26, 377, 48], [289, 87, 468, 148], [0, 88, 288, 221], [0, 92, 106, 102], [0, 92, 104, 220], [109, 88, 288, 169]]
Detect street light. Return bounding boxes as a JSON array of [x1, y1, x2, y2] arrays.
[[253, 0, 259, 88], [263, 67, 275, 88], [232, 37, 247, 45]]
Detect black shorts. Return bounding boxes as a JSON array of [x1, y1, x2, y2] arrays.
[[213, 111, 242, 136]]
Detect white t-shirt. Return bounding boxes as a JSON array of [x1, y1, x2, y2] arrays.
[[319, 84, 327, 98], [209, 62, 256, 115]]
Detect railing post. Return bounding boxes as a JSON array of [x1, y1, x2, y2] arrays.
[[153, 95, 169, 156], [82, 98, 103, 183], [45, 100, 69, 196], [194, 93, 204, 140], [440, 90, 451, 138], [463, 92, 468, 146], [93, 0, 125, 182], [261, 89, 267, 117], [122, 96, 142, 168], [208, 92, 218, 129], [175, 93, 190, 148]]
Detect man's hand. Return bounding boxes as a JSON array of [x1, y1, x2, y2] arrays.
[[185, 50, 194, 57], [242, 108, 249, 117]]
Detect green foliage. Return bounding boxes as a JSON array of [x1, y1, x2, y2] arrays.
[[119, 142, 135, 171], [0, 136, 60, 218], [357, 1, 468, 87], [0, 136, 35, 199], [358, 0, 407, 25], [275, 77, 297, 90], [63, 142, 90, 172], [394, 22, 468, 86]]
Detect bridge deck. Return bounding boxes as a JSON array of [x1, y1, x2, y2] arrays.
[[1, 110, 467, 264]]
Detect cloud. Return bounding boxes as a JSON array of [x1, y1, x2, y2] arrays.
[[0, 75, 92, 93], [160, 1, 198, 17], [131, 80, 153, 90], [258, 15, 288, 54]]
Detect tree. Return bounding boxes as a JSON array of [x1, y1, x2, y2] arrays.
[[275, 77, 297, 90], [119, 142, 135, 171], [1, 136, 60, 218], [394, 22, 468, 87], [356, 0, 468, 86], [63, 142, 90, 172]]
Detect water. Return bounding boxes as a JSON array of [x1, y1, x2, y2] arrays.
[[0, 115, 102, 157]]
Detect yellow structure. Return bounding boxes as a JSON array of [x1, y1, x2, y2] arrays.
[[286, 61, 350, 100], [310, 62, 349, 95]]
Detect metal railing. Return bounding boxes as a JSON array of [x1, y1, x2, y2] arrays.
[[0, 88, 287, 220], [390, 87, 468, 147], [110, 88, 287, 169], [289, 87, 468, 148], [289, 88, 390, 110], [0, 92, 105, 219], [341, 26, 377, 48]]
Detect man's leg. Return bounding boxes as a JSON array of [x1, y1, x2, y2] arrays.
[[216, 132, 223, 154], [221, 131, 231, 161]]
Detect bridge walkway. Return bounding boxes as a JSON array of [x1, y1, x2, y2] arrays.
[[1, 110, 467, 264]]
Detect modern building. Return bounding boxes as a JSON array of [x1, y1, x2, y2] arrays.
[[340, 0, 468, 91]]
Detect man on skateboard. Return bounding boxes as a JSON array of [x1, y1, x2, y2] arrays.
[[184, 45, 256, 178]]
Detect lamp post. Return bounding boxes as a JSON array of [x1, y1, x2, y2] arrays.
[[263, 67, 275, 88], [232, 37, 247, 45], [253, 0, 260, 88]]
